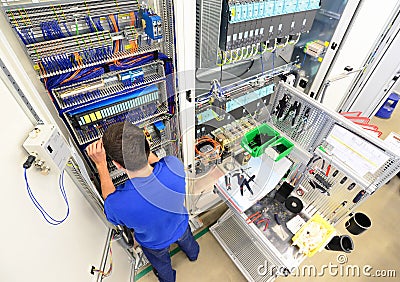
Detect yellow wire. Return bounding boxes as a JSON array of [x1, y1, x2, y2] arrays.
[[84, 0, 91, 15], [9, 11, 19, 27], [217, 50, 225, 67], [211, 110, 224, 121], [18, 9, 29, 27], [226, 50, 233, 64], [51, 6, 61, 22], [92, 233, 114, 277], [113, 0, 120, 13]]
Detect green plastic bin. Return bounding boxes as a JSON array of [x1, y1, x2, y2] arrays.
[[240, 124, 280, 157], [269, 137, 294, 162]]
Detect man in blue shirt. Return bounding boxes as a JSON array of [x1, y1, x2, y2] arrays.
[[86, 122, 199, 282]]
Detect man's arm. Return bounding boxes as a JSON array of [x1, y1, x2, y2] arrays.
[[148, 152, 160, 164], [86, 139, 115, 200]]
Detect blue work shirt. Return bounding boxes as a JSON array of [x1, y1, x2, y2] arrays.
[[104, 156, 189, 249]]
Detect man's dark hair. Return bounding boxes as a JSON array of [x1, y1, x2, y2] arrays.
[[102, 122, 149, 171]]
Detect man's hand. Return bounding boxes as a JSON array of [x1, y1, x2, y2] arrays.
[[86, 139, 115, 200], [148, 152, 160, 165], [86, 139, 107, 167]]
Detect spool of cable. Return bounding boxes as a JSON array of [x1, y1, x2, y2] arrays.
[[285, 196, 303, 214]]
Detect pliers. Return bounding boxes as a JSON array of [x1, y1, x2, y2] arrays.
[[246, 211, 270, 231], [255, 218, 270, 231], [225, 175, 231, 191], [282, 101, 301, 126], [246, 211, 262, 224], [233, 173, 255, 196], [274, 94, 291, 120]]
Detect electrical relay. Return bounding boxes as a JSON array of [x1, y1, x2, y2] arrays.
[[141, 10, 163, 40]]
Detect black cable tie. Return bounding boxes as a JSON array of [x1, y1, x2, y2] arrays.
[[153, 50, 159, 60], [23, 155, 36, 169]]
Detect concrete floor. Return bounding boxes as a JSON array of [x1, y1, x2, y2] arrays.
[[139, 107, 400, 282]]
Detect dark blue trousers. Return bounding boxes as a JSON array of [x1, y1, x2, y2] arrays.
[[141, 225, 200, 282]]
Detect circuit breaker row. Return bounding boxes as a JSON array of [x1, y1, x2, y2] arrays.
[[227, 0, 320, 24], [220, 2, 318, 51]]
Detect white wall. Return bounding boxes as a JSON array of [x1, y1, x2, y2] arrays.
[[0, 76, 109, 281], [321, 0, 399, 111], [0, 9, 133, 282]]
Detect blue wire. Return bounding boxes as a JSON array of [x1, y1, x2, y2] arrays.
[[85, 16, 95, 32], [302, 53, 307, 67], [15, 27, 28, 45], [63, 22, 72, 36], [272, 50, 275, 75], [106, 16, 114, 32], [94, 17, 104, 31], [24, 168, 69, 225], [261, 53, 264, 75]]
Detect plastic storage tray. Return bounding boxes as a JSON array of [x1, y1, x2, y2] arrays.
[[241, 123, 280, 157]]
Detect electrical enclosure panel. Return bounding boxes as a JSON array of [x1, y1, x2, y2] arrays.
[[196, 0, 320, 68], [23, 124, 71, 173], [3, 0, 179, 189]]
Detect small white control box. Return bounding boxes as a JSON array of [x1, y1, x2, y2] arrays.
[[23, 124, 71, 173]]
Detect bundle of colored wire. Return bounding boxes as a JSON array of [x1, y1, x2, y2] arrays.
[[195, 136, 222, 158], [63, 22, 72, 36], [15, 27, 37, 45], [92, 233, 114, 277], [40, 20, 65, 40], [128, 12, 139, 53], [107, 14, 120, 54], [85, 16, 96, 32], [23, 169, 70, 225], [209, 79, 223, 98], [14, 27, 28, 45], [109, 53, 154, 71], [15, 27, 37, 44], [85, 16, 104, 32], [45, 67, 104, 90], [61, 67, 104, 86]]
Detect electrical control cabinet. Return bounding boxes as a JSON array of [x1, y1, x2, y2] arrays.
[[2, 0, 179, 192], [191, 0, 367, 216]]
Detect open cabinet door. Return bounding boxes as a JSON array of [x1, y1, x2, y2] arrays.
[[289, 0, 362, 96], [337, 3, 400, 117]]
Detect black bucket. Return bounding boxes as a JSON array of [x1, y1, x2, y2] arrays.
[[345, 213, 372, 235], [325, 235, 354, 253]]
